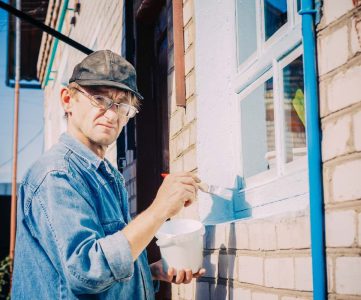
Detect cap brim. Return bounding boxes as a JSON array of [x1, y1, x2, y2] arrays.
[[74, 79, 144, 100]]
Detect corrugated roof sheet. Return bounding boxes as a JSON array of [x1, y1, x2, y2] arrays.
[[6, 0, 49, 85]]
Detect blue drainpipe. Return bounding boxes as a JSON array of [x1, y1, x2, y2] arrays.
[[300, 0, 327, 299]]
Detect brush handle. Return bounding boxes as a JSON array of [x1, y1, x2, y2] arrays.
[[197, 182, 209, 193]]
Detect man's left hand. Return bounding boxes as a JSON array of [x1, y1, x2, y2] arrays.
[[150, 259, 206, 284]]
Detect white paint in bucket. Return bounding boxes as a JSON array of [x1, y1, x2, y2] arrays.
[[155, 219, 205, 273]]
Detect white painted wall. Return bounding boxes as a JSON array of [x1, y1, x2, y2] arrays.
[[194, 0, 309, 224], [194, 0, 239, 224]]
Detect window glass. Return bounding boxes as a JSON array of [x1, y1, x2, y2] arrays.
[[283, 56, 306, 163], [264, 0, 288, 40], [241, 78, 275, 178], [236, 0, 257, 65]]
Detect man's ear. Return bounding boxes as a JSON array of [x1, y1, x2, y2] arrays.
[[60, 87, 72, 115]]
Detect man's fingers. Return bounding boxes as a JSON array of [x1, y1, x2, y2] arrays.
[[167, 268, 206, 284], [167, 267, 175, 281], [175, 270, 185, 284], [182, 184, 197, 196], [179, 177, 199, 191], [184, 269, 193, 284], [174, 172, 201, 183], [192, 268, 206, 278]]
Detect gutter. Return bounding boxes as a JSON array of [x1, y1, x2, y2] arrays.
[[300, 0, 327, 299], [43, 0, 93, 86], [43, 0, 69, 87]]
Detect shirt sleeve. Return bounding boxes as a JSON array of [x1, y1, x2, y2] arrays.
[[24, 170, 134, 294]]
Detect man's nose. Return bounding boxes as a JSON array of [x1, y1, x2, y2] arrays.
[[103, 105, 118, 121]]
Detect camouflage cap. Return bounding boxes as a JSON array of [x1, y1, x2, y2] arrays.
[[69, 50, 143, 100]]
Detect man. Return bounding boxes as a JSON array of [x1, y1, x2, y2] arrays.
[[11, 50, 205, 299]]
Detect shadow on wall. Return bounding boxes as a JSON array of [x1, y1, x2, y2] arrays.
[[195, 222, 241, 299], [201, 175, 252, 225], [195, 175, 251, 299]]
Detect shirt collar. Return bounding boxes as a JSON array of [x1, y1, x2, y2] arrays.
[[59, 132, 104, 169]]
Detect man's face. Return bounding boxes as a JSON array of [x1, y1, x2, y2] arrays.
[[63, 85, 137, 148]]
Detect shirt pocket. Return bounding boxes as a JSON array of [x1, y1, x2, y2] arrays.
[[101, 220, 126, 235]]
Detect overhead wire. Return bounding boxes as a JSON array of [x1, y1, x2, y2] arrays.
[[0, 2, 46, 170], [0, 128, 43, 168]]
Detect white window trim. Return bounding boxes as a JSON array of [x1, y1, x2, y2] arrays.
[[237, 45, 305, 185], [278, 45, 305, 175], [234, 0, 302, 94], [260, 0, 290, 51], [233, 8, 307, 218], [235, 68, 274, 183]]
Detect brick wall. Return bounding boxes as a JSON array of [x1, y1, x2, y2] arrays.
[[318, 0, 361, 298], [167, 0, 203, 292], [168, 0, 198, 220], [173, 1, 361, 299], [122, 149, 137, 217], [170, 1, 314, 299], [173, 211, 313, 300]]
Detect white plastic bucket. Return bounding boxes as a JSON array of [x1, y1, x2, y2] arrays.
[[155, 219, 205, 273]]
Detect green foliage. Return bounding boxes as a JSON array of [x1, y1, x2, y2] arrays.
[[0, 256, 11, 300], [292, 88, 305, 126]]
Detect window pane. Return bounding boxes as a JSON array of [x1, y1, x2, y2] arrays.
[[283, 56, 306, 163], [264, 0, 288, 40], [241, 78, 276, 178], [236, 0, 257, 65]]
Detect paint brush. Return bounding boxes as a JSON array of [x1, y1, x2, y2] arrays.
[[161, 173, 234, 201]]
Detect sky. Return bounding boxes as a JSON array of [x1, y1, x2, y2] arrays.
[[0, 6, 44, 187]]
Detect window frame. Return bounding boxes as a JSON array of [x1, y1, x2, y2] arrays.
[[238, 45, 305, 180], [233, 0, 307, 217], [237, 45, 304, 185], [278, 46, 306, 175], [234, 0, 302, 93]]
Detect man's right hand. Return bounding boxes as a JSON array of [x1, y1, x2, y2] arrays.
[[122, 172, 201, 261], [151, 172, 201, 219]]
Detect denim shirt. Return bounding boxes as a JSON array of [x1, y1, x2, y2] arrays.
[[12, 133, 158, 299]]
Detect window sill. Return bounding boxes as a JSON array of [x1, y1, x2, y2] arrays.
[[234, 163, 309, 219]]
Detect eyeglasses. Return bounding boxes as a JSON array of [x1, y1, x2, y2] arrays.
[[73, 86, 139, 118]]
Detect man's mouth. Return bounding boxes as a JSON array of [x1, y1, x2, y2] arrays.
[[97, 123, 115, 129]]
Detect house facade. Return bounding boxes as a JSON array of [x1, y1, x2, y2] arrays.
[[37, 0, 361, 299]]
